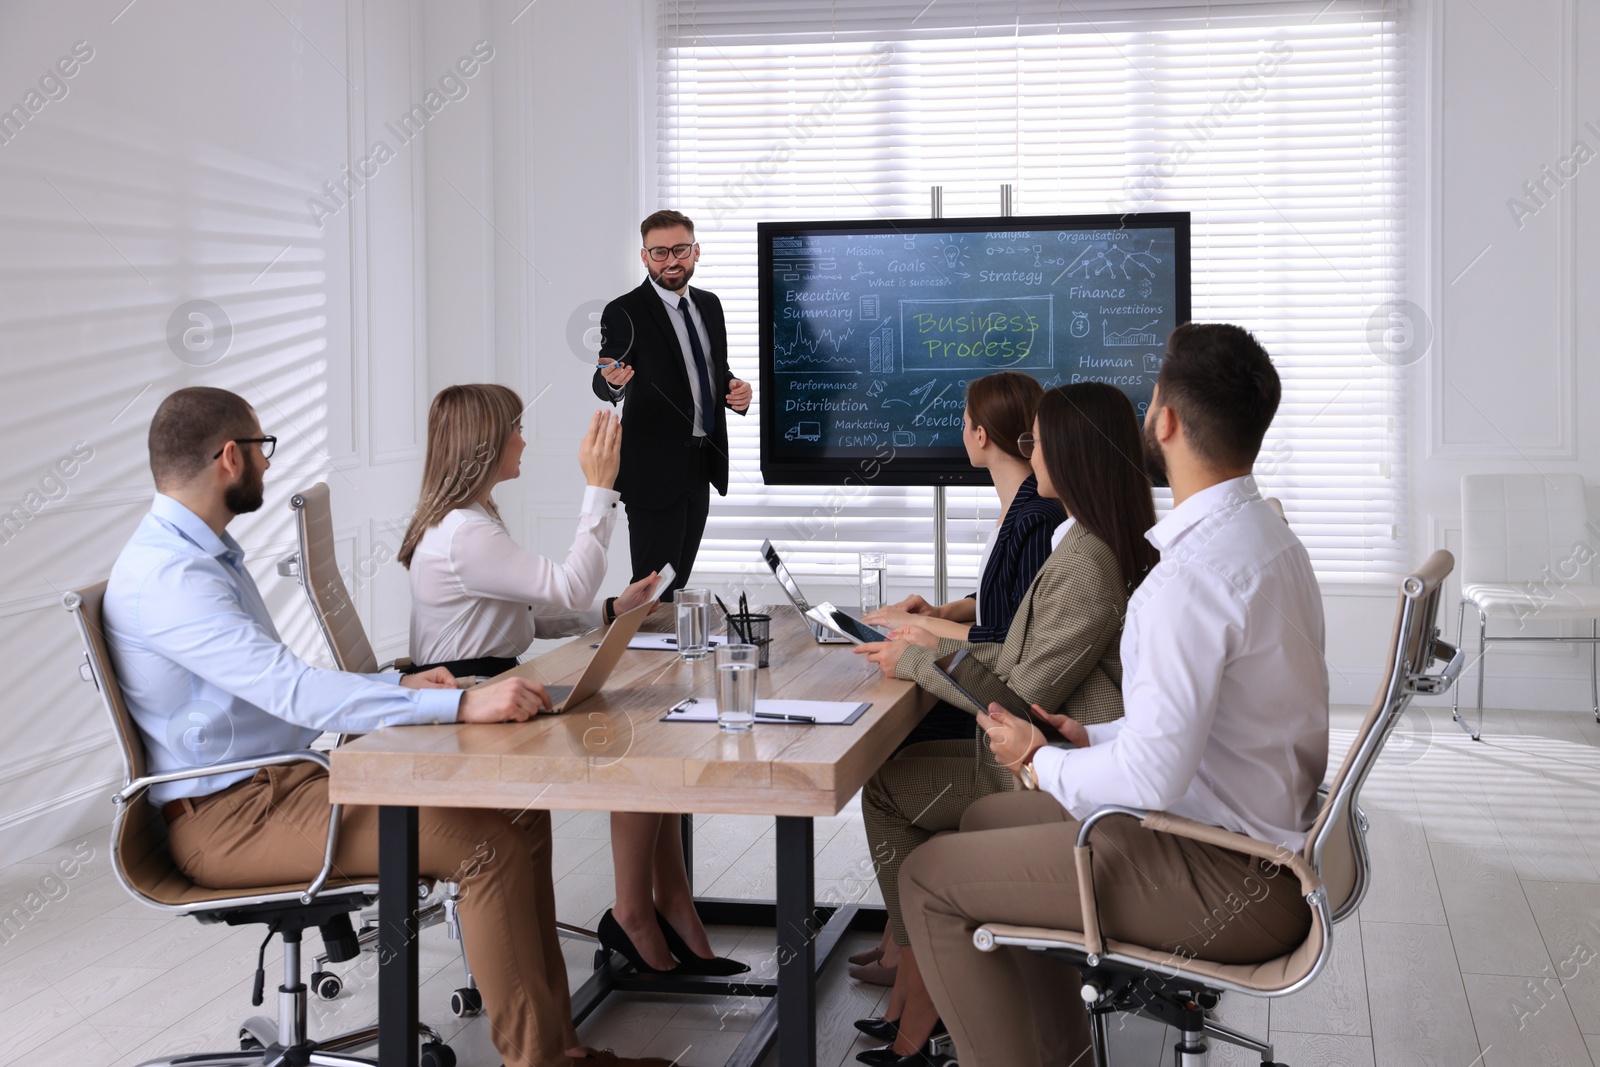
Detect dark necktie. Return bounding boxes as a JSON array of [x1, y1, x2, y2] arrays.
[[677, 295, 716, 437]]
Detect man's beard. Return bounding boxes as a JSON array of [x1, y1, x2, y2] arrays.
[[648, 259, 694, 292], [1142, 408, 1169, 485], [225, 453, 265, 514]]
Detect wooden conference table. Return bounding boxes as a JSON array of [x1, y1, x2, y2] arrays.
[[329, 606, 934, 1067]]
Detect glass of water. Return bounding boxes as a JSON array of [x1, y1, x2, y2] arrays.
[[715, 643, 759, 731], [675, 587, 711, 660], [858, 551, 887, 614]]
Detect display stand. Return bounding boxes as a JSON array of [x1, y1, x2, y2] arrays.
[[929, 182, 1013, 605]]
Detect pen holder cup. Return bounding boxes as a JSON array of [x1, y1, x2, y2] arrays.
[[724, 613, 771, 668]]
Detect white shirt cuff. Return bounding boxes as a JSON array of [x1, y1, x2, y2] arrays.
[[1031, 744, 1076, 815], [579, 484, 622, 514], [1085, 720, 1124, 746]]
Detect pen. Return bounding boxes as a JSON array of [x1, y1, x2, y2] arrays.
[[714, 594, 746, 643], [755, 711, 816, 724]]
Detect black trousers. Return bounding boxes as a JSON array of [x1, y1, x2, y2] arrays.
[[625, 449, 711, 600]]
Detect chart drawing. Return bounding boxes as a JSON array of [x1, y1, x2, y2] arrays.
[[1104, 319, 1161, 347], [774, 323, 859, 371]]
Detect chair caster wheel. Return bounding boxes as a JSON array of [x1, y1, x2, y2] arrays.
[[450, 986, 483, 1017], [238, 1030, 265, 1051], [311, 970, 343, 1000], [420, 1040, 457, 1067]]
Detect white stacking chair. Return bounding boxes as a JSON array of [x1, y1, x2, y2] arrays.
[[1454, 473, 1600, 740]]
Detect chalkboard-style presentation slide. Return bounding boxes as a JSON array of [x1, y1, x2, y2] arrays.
[[758, 212, 1190, 486]]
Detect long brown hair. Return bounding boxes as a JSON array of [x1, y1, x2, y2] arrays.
[[965, 371, 1043, 462], [398, 384, 523, 568], [1036, 383, 1160, 592]]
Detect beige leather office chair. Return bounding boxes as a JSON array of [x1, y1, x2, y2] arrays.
[[277, 481, 408, 674], [279, 483, 597, 1017], [64, 582, 455, 1066], [971, 550, 1462, 1067]]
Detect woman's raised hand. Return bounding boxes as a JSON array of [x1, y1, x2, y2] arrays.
[[579, 410, 623, 489]]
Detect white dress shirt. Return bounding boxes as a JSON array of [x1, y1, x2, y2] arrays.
[[408, 486, 621, 664], [651, 278, 711, 436], [104, 495, 460, 805], [609, 280, 711, 436], [1032, 476, 1329, 851]]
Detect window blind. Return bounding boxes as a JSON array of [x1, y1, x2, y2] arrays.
[[657, 0, 1409, 595]]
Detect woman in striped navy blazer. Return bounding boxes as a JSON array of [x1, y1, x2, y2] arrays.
[[864, 372, 1064, 750]]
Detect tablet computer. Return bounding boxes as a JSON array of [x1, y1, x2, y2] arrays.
[[804, 602, 892, 645], [932, 650, 1065, 743]]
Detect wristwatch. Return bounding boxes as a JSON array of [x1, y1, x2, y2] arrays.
[[603, 597, 618, 625], [1018, 749, 1041, 791]]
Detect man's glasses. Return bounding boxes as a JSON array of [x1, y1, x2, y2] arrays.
[[1017, 432, 1036, 459], [213, 436, 277, 460], [644, 243, 696, 262]]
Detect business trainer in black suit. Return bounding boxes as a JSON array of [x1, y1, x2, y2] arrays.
[[590, 210, 752, 596]]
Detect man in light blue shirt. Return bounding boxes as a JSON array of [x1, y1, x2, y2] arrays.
[[102, 387, 668, 1067]]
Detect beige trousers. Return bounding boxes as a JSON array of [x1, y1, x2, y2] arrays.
[[900, 790, 1311, 1067], [861, 738, 1010, 945], [167, 762, 578, 1067]]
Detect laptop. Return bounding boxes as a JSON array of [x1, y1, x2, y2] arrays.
[[760, 540, 853, 644], [481, 594, 656, 713]]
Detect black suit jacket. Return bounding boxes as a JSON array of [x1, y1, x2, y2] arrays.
[[590, 279, 742, 509]]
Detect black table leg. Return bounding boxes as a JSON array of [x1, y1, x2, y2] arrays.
[[775, 816, 815, 1067], [681, 811, 695, 887], [379, 805, 419, 1067]]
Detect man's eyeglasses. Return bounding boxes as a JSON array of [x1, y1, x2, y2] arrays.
[[213, 436, 277, 460], [644, 243, 696, 262], [1017, 432, 1036, 459]]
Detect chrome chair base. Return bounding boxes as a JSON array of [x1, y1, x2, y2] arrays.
[[1079, 970, 1284, 1067]]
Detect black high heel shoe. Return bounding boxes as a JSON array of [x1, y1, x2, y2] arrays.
[[597, 909, 682, 974], [854, 1017, 898, 1042], [655, 910, 752, 976], [853, 1018, 948, 1066]]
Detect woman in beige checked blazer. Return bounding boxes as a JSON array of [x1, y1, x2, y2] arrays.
[[850, 382, 1159, 1066]]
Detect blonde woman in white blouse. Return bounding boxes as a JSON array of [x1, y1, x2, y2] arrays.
[[401, 384, 747, 980]]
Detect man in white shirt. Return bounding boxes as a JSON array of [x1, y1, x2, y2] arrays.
[[104, 387, 670, 1067], [898, 324, 1329, 1067]]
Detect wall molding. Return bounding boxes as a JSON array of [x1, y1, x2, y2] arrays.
[[0, 737, 117, 791], [0, 775, 119, 866], [367, 0, 428, 467], [1428, 0, 1578, 460]]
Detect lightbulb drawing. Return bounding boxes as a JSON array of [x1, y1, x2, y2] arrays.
[[933, 236, 969, 271]]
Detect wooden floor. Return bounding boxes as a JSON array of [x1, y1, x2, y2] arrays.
[[3, 703, 1599, 1067]]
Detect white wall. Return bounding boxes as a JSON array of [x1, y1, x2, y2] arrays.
[[7, 0, 1596, 855], [0, 0, 461, 859]]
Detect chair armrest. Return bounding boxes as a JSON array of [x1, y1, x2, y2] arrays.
[[117, 749, 344, 905], [1138, 810, 1320, 898], [276, 551, 301, 579], [1071, 805, 1323, 963], [380, 657, 414, 672]]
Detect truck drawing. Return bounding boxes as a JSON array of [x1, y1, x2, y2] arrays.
[[785, 422, 823, 442]]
